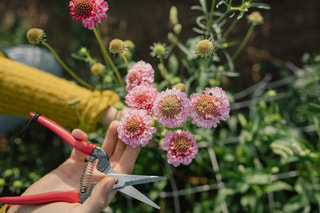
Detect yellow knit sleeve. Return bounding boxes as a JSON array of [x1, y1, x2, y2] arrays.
[[0, 205, 10, 213], [0, 57, 120, 130]]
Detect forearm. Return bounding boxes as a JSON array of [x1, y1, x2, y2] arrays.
[[0, 57, 120, 130]]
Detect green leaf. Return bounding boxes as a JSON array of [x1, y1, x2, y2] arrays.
[[168, 54, 179, 75], [250, 3, 271, 10], [264, 181, 293, 193], [244, 172, 270, 185]]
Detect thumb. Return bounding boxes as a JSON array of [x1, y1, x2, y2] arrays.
[[81, 176, 116, 213]]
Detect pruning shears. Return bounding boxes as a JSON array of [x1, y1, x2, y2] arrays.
[[0, 113, 166, 209]]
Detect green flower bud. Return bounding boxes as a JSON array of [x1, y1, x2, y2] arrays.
[[90, 62, 104, 75], [109, 39, 125, 54], [169, 6, 178, 26], [173, 83, 186, 92], [114, 102, 124, 111], [124, 40, 135, 50]]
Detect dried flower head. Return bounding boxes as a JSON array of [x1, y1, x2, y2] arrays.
[[109, 39, 125, 54], [162, 130, 198, 167], [196, 39, 213, 57], [190, 87, 230, 129], [125, 60, 155, 92], [152, 88, 191, 128], [27, 28, 45, 45], [248, 11, 263, 25], [69, 0, 109, 30], [125, 85, 158, 113], [117, 110, 156, 148]]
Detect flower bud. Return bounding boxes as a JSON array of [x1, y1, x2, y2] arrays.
[[169, 6, 178, 26], [173, 83, 186, 92], [248, 11, 263, 25], [26, 28, 45, 45], [114, 102, 124, 111], [90, 62, 104, 75], [151, 43, 166, 57], [109, 39, 125, 54], [124, 40, 135, 50], [173, 23, 182, 35], [196, 39, 213, 57]]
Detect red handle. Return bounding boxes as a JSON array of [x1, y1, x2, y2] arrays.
[[30, 112, 96, 156], [0, 191, 79, 205]]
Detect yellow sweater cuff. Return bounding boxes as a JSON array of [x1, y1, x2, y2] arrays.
[[0, 205, 10, 213], [0, 57, 120, 130]]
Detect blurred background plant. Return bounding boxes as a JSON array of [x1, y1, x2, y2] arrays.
[[1, 0, 320, 212]]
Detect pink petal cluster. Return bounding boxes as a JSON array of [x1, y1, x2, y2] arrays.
[[162, 130, 198, 167], [125, 85, 158, 113], [69, 0, 109, 30], [152, 88, 191, 128], [117, 110, 156, 148], [190, 87, 230, 129], [125, 61, 155, 92]]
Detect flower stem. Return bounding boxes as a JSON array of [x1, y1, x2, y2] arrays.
[[120, 52, 129, 71], [41, 41, 95, 90], [93, 26, 125, 87], [232, 23, 255, 61], [205, 0, 217, 39]]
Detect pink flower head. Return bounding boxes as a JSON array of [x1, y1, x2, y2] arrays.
[[125, 60, 154, 92], [125, 85, 158, 113], [162, 130, 198, 167], [69, 0, 109, 30], [152, 88, 191, 128], [117, 109, 156, 148], [190, 87, 230, 129]]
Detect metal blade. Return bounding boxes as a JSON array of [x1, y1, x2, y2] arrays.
[[118, 185, 160, 209], [109, 173, 166, 189]]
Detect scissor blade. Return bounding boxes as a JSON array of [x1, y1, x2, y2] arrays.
[[110, 173, 166, 188], [118, 185, 160, 209]]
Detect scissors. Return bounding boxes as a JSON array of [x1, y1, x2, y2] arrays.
[[0, 112, 166, 209]]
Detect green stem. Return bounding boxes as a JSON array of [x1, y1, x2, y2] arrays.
[[92, 26, 124, 87], [232, 23, 255, 61], [42, 41, 94, 90], [159, 55, 171, 87], [205, 0, 217, 38], [120, 52, 129, 71]]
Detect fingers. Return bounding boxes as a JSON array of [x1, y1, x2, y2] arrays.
[[101, 120, 120, 157], [70, 129, 88, 162], [81, 176, 117, 213]]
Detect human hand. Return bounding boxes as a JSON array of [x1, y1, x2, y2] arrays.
[[8, 120, 140, 213]]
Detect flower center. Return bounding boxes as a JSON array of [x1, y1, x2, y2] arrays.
[[128, 72, 140, 84], [125, 117, 144, 135], [172, 135, 190, 154], [73, 0, 94, 17], [195, 95, 219, 119], [159, 95, 182, 118]]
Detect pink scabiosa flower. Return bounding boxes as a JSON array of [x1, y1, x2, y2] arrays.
[[190, 87, 230, 129], [117, 109, 156, 148], [69, 0, 109, 30], [152, 88, 191, 128], [125, 60, 154, 92], [162, 130, 198, 167], [125, 85, 158, 113]]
